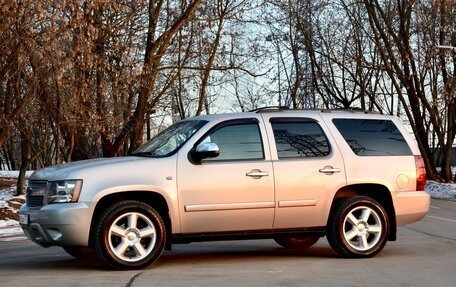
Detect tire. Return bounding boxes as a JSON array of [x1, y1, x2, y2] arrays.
[[327, 196, 389, 258], [94, 200, 166, 269], [63, 246, 98, 260], [274, 236, 320, 249]]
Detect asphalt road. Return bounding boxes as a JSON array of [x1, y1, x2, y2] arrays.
[[1, 199, 455, 287]]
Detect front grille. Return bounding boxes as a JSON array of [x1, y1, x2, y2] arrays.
[[26, 195, 44, 207], [26, 181, 47, 207]]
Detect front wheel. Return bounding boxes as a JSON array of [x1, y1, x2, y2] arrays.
[[327, 196, 389, 258], [94, 201, 166, 269]]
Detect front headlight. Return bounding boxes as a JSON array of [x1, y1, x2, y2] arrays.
[[47, 180, 83, 204]]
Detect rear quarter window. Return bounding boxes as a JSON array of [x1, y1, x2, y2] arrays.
[[332, 119, 412, 156]]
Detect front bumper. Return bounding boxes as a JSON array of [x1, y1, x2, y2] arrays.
[[394, 191, 430, 225], [19, 202, 94, 247]]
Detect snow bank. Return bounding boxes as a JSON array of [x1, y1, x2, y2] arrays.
[[0, 176, 30, 241], [0, 187, 23, 200], [426, 181, 456, 201], [0, 183, 27, 241], [0, 170, 34, 179], [0, 184, 25, 222], [0, 224, 22, 234], [0, 221, 26, 242], [0, 219, 20, 228]]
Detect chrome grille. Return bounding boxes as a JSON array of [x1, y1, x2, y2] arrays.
[[26, 181, 47, 207]]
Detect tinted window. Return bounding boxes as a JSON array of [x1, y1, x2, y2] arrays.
[[271, 120, 330, 158], [333, 119, 412, 156], [202, 123, 264, 161]]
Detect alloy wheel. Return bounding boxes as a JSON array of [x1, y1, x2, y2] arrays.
[[108, 212, 157, 262], [342, 206, 382, 251]]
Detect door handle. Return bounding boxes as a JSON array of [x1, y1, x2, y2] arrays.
[[246, 169, 269, 179], [319, 166, 340, 175]]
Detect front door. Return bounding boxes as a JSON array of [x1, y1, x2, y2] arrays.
[[177, 118, 275, 234]]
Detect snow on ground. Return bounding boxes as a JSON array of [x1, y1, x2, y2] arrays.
[[0, 224, 26, 242], [0, 186, 26, 242], [0, 170, 34, 178], [0, 186, 21, 200], [0, 188, 25, 221], [426, 181, 456, 201], [0, 176, 27, 241], [0, 224, 23, 235], [0, 219, 20, 228], [0, 170, 34, 179]]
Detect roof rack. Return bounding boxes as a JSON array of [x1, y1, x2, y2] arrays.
[[250, 106, 380, 114], [321, 108, 380, 114], [248, 106, 290, 112]]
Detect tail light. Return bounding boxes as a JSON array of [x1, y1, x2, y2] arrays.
[[415, 155, 426, 191]]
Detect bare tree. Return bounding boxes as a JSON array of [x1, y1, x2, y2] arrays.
[[362, 0, 455, 181]]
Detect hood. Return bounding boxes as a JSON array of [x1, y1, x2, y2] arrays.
[[30, 156, 144, 181]]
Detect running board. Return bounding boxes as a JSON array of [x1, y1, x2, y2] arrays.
[[171, 227, 326, 244]]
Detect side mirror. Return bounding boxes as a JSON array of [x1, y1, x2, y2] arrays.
[[190, 142, 220, 163]]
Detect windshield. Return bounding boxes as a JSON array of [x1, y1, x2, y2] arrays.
[[131, 120, 208, 157]]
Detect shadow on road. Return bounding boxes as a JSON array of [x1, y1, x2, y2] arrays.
[[157, 246, 337, 267], [0, 241, 344, 271], [0, 240, 414, 271]]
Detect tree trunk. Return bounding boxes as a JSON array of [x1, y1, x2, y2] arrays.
[[362, 0, 444, 181], [110, 0, 202, 154], [16, 118, 31, 196], [0, 127, 9, 152], [196, 4, 226, 116]]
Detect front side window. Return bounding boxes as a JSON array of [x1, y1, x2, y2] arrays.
[[132, 120, 208, 157], [333, 119, 412, 156], [271, 118, 330, 158], [201, 122, 264, 161]]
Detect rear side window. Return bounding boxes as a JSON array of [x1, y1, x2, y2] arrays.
[[332, 119, 412, 156], [271, 118, 330, 158]]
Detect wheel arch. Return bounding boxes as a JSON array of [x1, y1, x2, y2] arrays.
[[88, 190, 172, 248], [327, 183, 396, 241]]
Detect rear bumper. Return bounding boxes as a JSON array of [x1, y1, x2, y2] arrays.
[[394, 191, 430, 225], [19, 202, 94, 247]]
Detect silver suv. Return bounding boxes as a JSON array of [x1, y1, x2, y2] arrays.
[[19, 108, 430, 269]]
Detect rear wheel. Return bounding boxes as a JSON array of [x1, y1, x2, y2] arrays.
[[327, 196, 389, 258], [274, 236, 320, 249], [94, 200, 166, 269]]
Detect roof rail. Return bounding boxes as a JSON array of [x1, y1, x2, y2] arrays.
[[249, 106, 290, 113], [249, 106, 380, 114], [321, 108, 380, 114]]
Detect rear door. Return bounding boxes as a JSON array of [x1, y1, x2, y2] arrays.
[[261, 112, 347, 229]]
